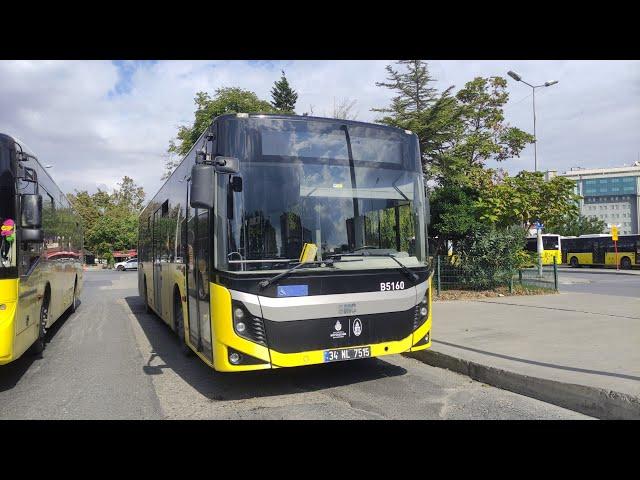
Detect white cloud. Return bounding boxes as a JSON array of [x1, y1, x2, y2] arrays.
[[0, 60, 638, 202]]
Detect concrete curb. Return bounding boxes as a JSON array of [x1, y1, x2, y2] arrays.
[[558, 267, 639, 276], [405, 349, 640, 420]]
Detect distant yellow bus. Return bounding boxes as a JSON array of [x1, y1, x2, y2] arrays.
[[524, 234, 562, 265], [562, 234, 640, 269], [1, 134, 83, 365]]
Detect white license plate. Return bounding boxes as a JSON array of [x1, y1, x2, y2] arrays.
[[323, 346, 371, 363]]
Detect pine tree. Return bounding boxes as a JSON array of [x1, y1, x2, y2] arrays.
[[270, 70, 298, 113], [372, 60, 438, 121]]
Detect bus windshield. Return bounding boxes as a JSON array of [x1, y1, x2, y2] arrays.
[[219, 117, 428, 272], [0, 145, 17, 273]]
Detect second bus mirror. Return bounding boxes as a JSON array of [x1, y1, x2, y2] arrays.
[[20, 194, 44, 243], [20, 194, 42, 229], [190, 164, 214, 210]]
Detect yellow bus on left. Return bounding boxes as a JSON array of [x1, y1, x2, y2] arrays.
[[0, 134, 83, 365]]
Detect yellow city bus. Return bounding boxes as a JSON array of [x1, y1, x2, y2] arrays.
[[138, 114, 432, 372], [562, 234, 640, 269], [524, 234, 562, 265], [0, 134, 83, 365]]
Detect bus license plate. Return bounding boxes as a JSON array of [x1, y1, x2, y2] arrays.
[[323, 346, 371, 363]]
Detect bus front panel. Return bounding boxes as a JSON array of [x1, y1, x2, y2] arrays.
[[207, 271, 432, 372]]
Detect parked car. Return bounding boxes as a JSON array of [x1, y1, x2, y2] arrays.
[[115, 258, 138, 271]]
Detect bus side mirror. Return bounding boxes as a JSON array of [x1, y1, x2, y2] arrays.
[[20, 194, 44, 243], [190, 164, 214, 210]]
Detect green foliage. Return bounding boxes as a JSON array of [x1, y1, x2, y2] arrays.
[[67, 176, 145, 257], [457, 225, 528, 289], [372, 60, 438, 120], [439, 77, 534, 184], [165, 87, 275, 178], [270, 70, 298, 113], [475, 170, 581, 230], [373, 63, 534, 187], [545, 214, 607, 237], [428, 182, 482, 253], [373, 62, 537, 252]]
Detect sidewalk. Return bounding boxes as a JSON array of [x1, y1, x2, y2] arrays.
[[407, 292, 640, 419], [558, 266, 640, 276]]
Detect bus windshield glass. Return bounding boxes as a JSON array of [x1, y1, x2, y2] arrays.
[[0, 145, 17, 273], [219, 117, 428, 272]]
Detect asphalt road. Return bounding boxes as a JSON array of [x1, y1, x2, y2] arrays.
[[558, 269, 640, 297], [0, 270, 590, 419]]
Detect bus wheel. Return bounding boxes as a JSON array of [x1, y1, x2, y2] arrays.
[[620, 257, 632, 270], [70, 280, 78, 313], [174, 291, 192, 356], [143, 279, 151, 314], [569, 257, 579, 268], [30, 294, 50, 355]]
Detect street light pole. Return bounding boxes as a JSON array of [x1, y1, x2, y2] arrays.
[[532, 86, 537, 172], [507, 71, 558, 173], [507, 71, 558, 277]]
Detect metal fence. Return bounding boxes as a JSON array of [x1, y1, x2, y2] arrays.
[[432, 255, 558, 296]]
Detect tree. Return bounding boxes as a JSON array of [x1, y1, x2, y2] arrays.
[[373, 65, 534, 186], [67, 176, 146, 256], [270, 70, 298, 113], [431, 77, 534, 185], [545, 214, 607, 237], [474, 170, 581, 231], [373, 60, 463, 185], [165, 87, 274, 179], [428, 182, 482, 254], [331, 97, 358, 120], [112, 176, 145, 212], [372, 60, 439, 121]]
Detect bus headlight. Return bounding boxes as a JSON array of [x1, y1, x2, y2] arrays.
[[231, 301, 267, 346], [414, 293, 429, 330]]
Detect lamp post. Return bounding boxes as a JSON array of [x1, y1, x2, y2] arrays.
[[507, 71, 558, 173]]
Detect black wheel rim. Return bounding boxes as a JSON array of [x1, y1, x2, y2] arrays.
[[40, 302, 48, 338]]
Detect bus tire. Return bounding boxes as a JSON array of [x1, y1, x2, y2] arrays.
[[70, 277, 78, 313], [174, 289, 192, 356], [30, 290, 50, 355], [569, 256, 579, 268], [143, 277, 151, 314], [620, 257, 632, 270]]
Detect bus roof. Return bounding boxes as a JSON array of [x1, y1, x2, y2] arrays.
[[217, 112, 415, 136]]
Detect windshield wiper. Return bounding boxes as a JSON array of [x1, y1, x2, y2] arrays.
[[257, 257, 364, 289], [382, 253, 419, 282], [258, 262, 307, 289], [330, 251, 419, 283]]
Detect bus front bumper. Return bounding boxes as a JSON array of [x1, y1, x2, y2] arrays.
[[211, 321, 432, 372]]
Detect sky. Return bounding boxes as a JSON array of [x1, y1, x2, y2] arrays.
[[0, 60, 638, 201]]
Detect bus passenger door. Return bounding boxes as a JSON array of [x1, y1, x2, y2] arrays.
[[185, 196, 213, 361], [152, 208, 162, 314], [592, 238, 605, 265]]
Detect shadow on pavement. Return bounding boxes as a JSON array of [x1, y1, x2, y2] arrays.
[[124, 296, 407, 401], [0, 300, 80, 392]]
